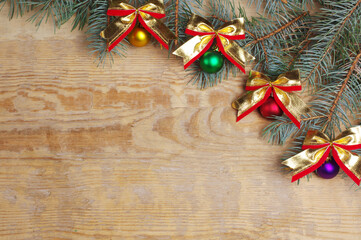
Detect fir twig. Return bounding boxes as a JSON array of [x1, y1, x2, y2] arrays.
[[86, 0, 127, 66], [247, 0, 314, 16], [301, 116, 326, 122], [260, 40, 268, 65], [174, 0, 179, 45], [245, 11, 308, 47], [322, 50, 361, 132], [24, 0, 74, 30], [303, 0, 361, 86], [287, 30, 312, 68], [72, 0, 93, 31]]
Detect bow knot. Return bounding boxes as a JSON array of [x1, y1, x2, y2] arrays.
[[283, 126, 361, 185], [232, 70, 309, 128], [173, 14, 254, 72], [100, 0, 175, 52]]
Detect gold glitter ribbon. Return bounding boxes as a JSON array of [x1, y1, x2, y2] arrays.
[[100, 0, 176, 51], [282, 126, 361, 185], [172, 14, 254, 73], [231, 70, 310, 128]]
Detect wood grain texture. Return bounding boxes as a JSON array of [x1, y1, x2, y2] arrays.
[[0, 2, 361, 240]]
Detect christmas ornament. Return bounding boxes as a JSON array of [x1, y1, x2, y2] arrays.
[[100, 0, 176, 51], [282, 126, 361, 185], [128, 27, 151, 47], [173, 14, 254, 73], [316, 157, 340, 179], [259, 97, 283, 119], [232, 70, 310, 128], [199, 50, 224, 73]]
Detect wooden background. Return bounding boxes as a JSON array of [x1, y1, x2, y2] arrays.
[[1, 1, 361, 239]]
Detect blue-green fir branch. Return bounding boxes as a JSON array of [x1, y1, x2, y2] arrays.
[[247, 0, 316, 17], [0, 0, 32, 19], [86, 0, 128, 66], [25, 0, 74, 29], [72, 0, 93, 31], [243, 10, 310, 75], [295, 0, 361, 88]]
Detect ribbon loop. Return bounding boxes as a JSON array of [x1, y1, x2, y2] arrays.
[[232, 70, 310, 128], [100, 0, 175, 52], [302, 130, 331, 149], [333, 127, 361, 150], [217, 18, 245, 40], [283, 126, 361, 185], [185, 15, 216, 36], [173, 14, 254, 72], [107, 1, 136, 16], [272, 70, 302, 91], [245, 71, 271, 90]]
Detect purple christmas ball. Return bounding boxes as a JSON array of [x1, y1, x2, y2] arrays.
[[316, 157, 340, 179]]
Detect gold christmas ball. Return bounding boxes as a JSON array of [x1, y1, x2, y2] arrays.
[[128, 27, 151, 47]]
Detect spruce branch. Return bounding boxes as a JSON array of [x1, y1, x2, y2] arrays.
[[301, 116, 326, 122], [86, 0, 127, 66], [24, 0, 75, 29], [287, 30, 312, 68], [1, 0, 31, 19], [245, 11, 308, 47], [72, 0, 93, 31], [166, 0, 203, 50], [174, 0, 179, 45], [302, 0, 361, 87], [322, 50, 361, 132], [247, 0, 314, 17], [245, 8, 310, 74]]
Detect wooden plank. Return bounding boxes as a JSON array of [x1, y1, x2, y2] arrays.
[[0, 2, 361, 240]]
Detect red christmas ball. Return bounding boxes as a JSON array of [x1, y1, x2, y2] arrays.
[[259, 97, 283, 119]]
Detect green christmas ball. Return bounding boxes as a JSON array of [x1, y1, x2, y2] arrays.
[[199, 50, 224, 73]]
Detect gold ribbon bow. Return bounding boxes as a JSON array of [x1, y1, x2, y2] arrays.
[[100, 0, 176, 51], [232, 70, 310, 128], [282, 126, 361, 185], [173, 14, 254, 73]]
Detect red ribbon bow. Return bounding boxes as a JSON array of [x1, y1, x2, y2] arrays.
[[282, 127, 361, 185], [232, 71, 310, 128], [173, 15, 254, 73], [101, 0, 175, 52]]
